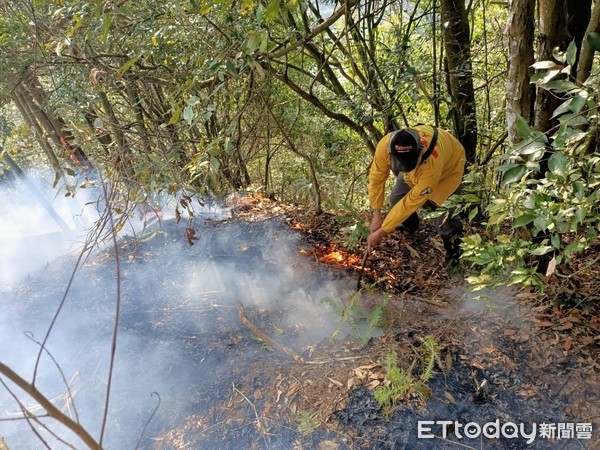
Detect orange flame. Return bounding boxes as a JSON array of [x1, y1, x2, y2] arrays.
[[291, 223, 313, 233], [313, 243, 364, 270]]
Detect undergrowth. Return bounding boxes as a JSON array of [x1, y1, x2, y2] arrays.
[[374, 335, 440, 416]]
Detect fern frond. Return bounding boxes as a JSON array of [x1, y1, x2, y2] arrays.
[[297, 409, 320, 435], [383, 349, 399, 372], [420, 335, 440, 382], [360, 296, 388, 342]]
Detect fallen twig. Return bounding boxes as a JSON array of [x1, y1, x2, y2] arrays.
[[400, 293, 446, 307], [237, 301, 305, 364], [304, 355, 373, 365]]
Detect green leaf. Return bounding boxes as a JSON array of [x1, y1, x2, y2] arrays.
[[552, 123, 569, 149], [557, 113, 589, 127], [119, 55, 139, 75], [183, 105, 194, 124], [544, 80, 580, 93], [572, 181, 585, 200], [265, 0, 280, 22], [534, 216, 552, 232], [570, 94, 587, 114], [509, 275, 529, 285], [551, 234, 561, 249], [530, 246, 554, 256], [494, 163, 520, 173], [531, 61, 562, 70], [548, 152, 568, 177], [513, 213, 537, 228], [515, 117, 531, 139], [587, 32, 600, 52], [241, 0, 254, 15], [168, 107, 183, 125], [468, 208, 478, 222], [514, 139, 546, 156], [576, 206, 586, 224], [101, 14, 112, 43], [259, 31, 268, 53], [186, 95, 200, 106], [225, 60, 237, 76], [523, 194, 537, 209], [246, 32, 259, 52], [552, 99, 573, 119], [502, 165, 527, 185], [566, 40, 577, 66]]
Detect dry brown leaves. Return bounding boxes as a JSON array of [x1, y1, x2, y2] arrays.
[[155, 195, 599, 448]]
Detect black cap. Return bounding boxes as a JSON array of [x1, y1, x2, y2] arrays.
[[388, 129, 422, 172]]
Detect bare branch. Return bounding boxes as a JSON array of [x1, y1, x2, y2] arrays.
[[0, 364, 101, 449]]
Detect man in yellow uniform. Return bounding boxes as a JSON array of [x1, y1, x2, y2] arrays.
[[367, 125, 466, 268]]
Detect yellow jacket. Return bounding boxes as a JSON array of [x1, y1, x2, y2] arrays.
[[369, 126, 466, 233]]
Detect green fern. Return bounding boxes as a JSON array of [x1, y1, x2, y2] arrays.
[[374, 337, 441, 415], [328, 290, 358, 340], [297, 409, 320, 435], [383, 349, 399, 372], [374, 351, 415, 415], [360, 296, 388, 343], [420, 335, 440, 383]]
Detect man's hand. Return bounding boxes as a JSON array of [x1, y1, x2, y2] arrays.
[[367, 227, 388, 250], [370, 209, 383, 233]]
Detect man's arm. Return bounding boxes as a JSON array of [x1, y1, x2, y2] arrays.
[[381, 164, 442, 232], [368, 137, 391, 212]]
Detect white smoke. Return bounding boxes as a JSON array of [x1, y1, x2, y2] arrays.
[[0, 176, 363, 449]]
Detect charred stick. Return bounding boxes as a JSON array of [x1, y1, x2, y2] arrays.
[[237, 301, 305, 364], [356, 248, 369, 290]]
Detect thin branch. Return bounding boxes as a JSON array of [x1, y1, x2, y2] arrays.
[[33, 240, 91, 384], [237, 301, 305, 364], [0, 364, 100, 449], [134, 392, 161, 450], [266, 0, 359, 60], [24, 332, 80, 424], [98, 174, 123, 447]]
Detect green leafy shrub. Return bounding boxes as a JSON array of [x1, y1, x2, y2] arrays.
[[464, 42, 599, 292]]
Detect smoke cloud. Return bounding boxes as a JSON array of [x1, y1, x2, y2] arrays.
[[0, 174, 359, 449]]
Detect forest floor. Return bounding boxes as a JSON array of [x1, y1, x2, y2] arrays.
[[151, 194, 599, 450], [2, 194, 598, 450]]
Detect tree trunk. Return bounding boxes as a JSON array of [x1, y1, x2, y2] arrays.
[[577, 0, 600, 82], [506, 0, 535, 146], [21, 73, 90, 168], [533, 0, 570, 133], [12, 90, 63, 176], [440, 0, 478, 165], [567, 0, 593, 77]]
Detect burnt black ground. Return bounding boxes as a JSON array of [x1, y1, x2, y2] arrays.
[[0, 214, 596, 449]]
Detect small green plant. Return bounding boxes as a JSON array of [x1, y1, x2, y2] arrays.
[[297, 409, 320, 435], [360, 295, 389, 343], [329, 291, 389, 342], [373, 336, 440, 416], [419, 335, 439, 383], [334, 202, 370, 250], [374, 351, 415, 415], [461, 233, 547, 293]]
